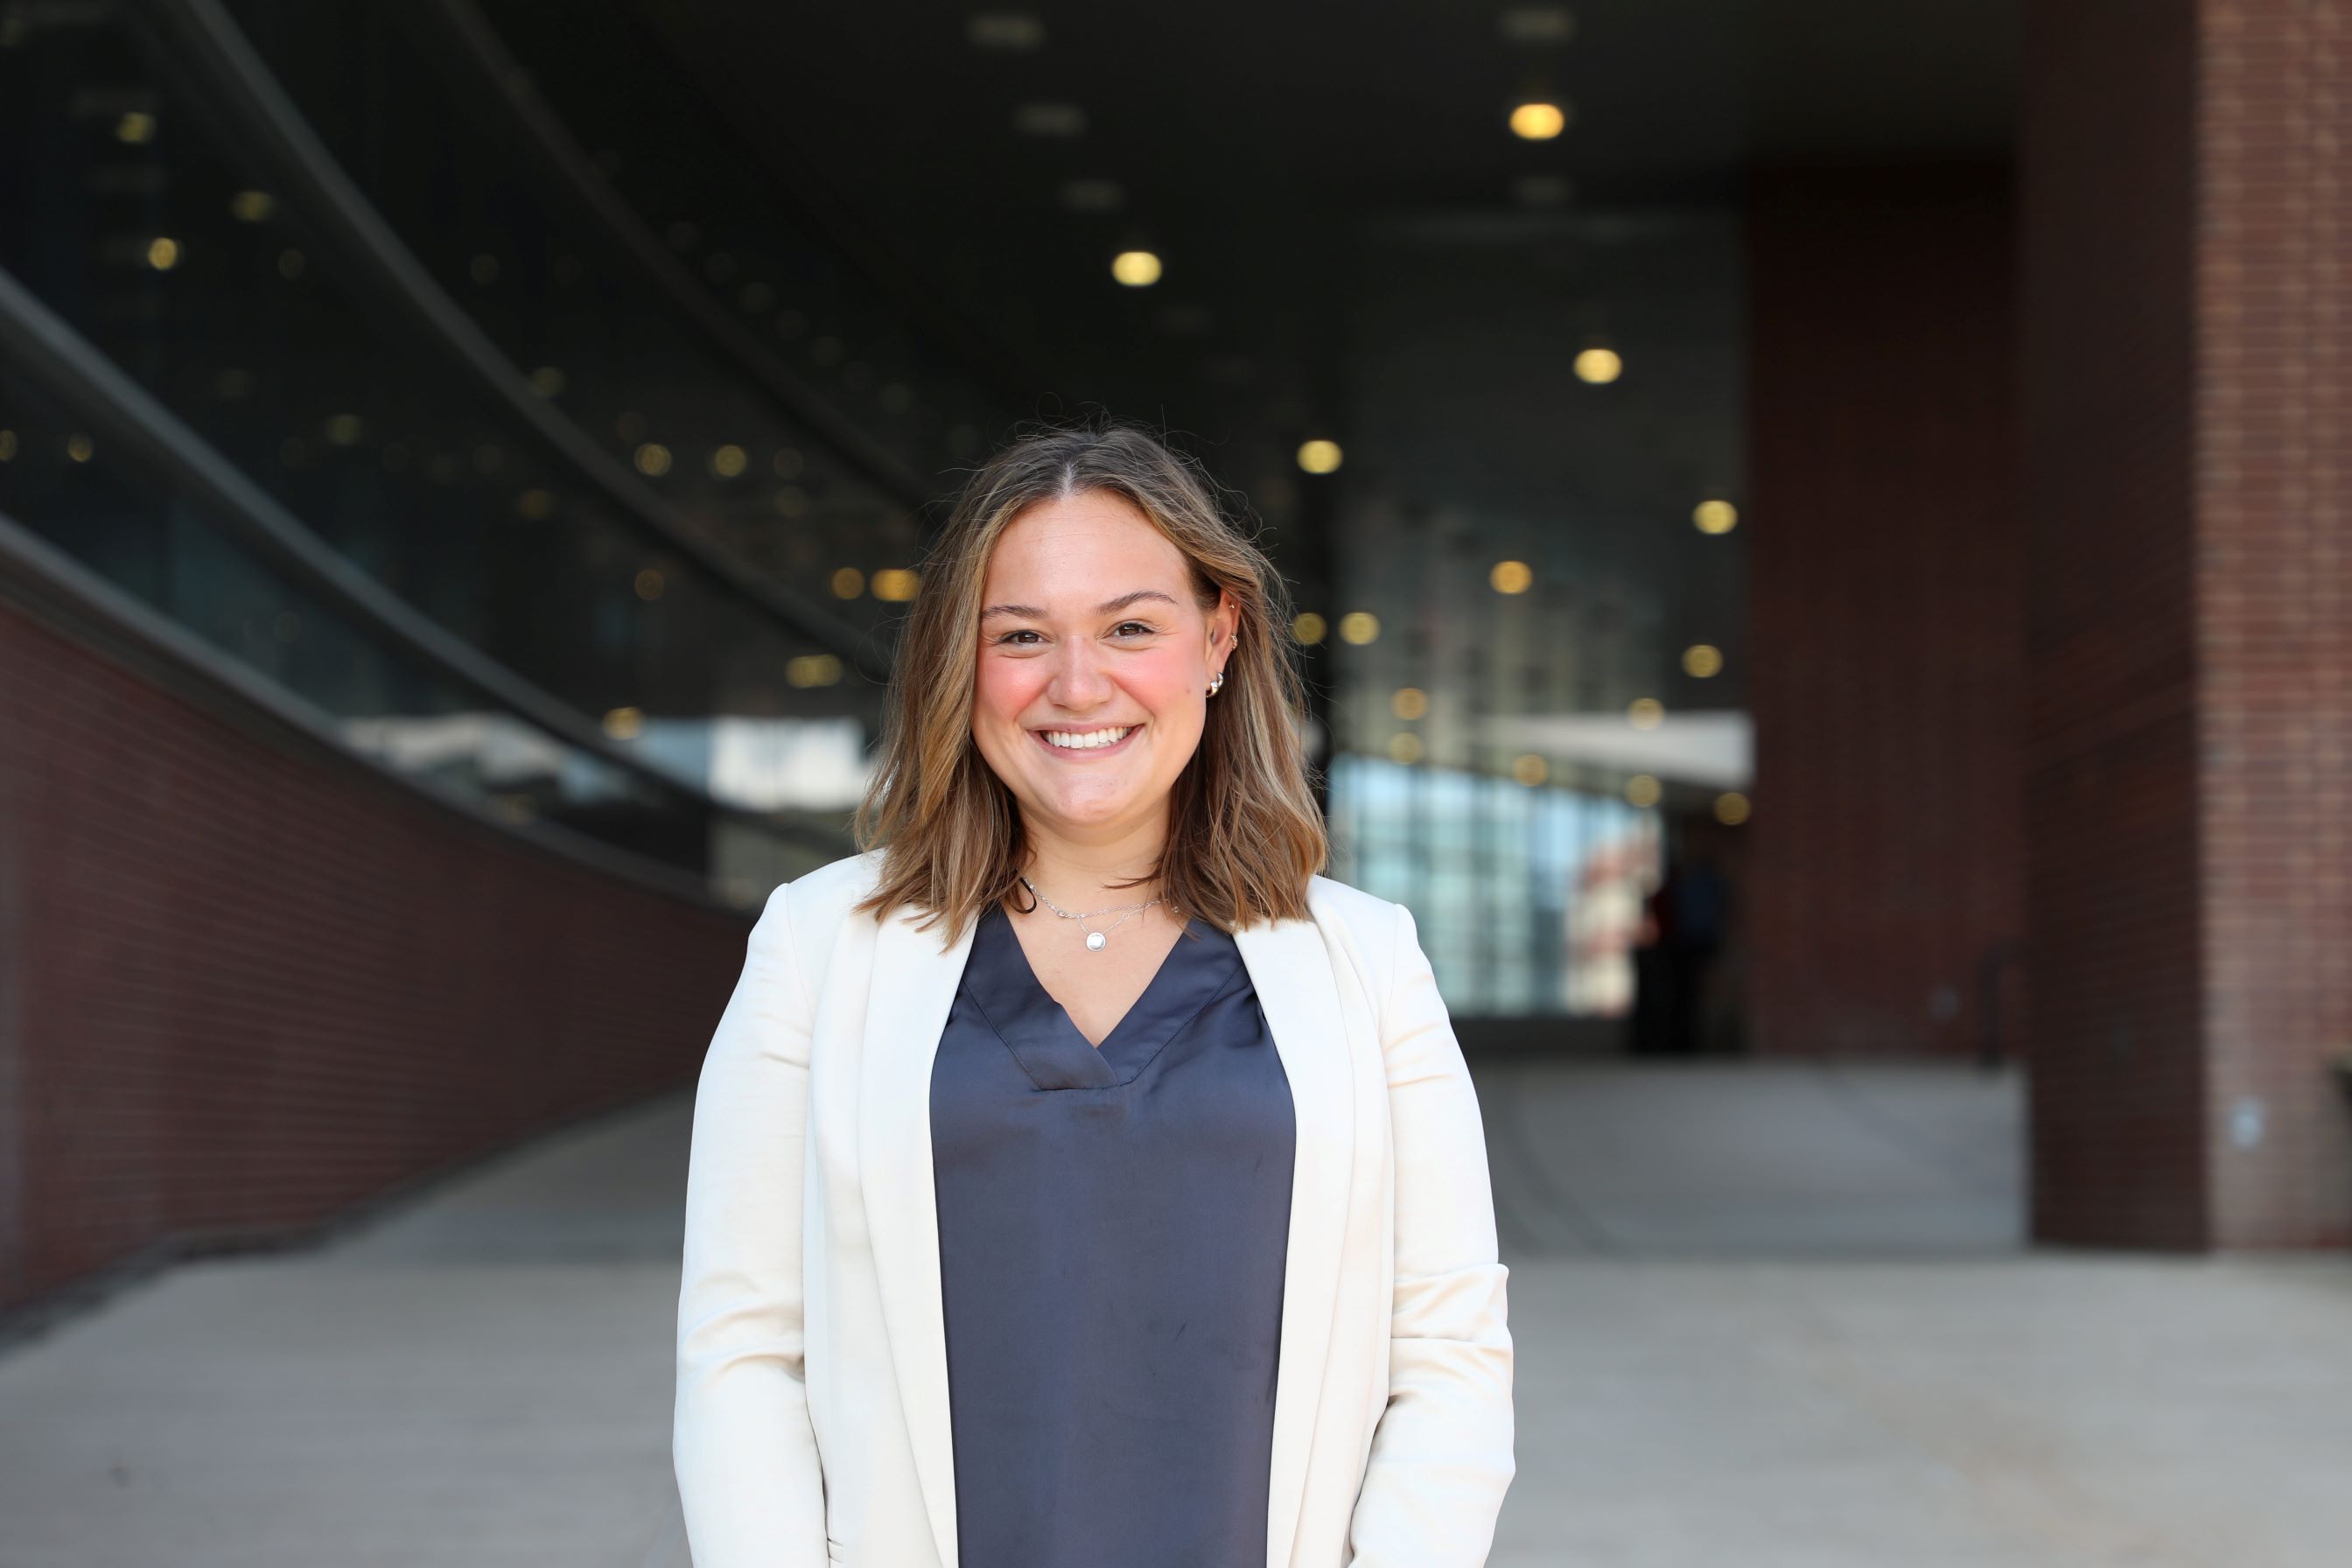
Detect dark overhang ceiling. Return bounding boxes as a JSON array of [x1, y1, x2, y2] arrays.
[[630, 0, 2020, 424]]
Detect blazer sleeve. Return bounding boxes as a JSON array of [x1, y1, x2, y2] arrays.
[[1346, 900, 1517, 1567], [673, 880, 830, 1567]]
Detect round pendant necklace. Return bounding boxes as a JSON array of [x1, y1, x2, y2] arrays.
[[1017, 874, 1162, 952]]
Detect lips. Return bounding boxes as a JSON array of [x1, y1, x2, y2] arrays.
[[1031, 723, 1144, 757]]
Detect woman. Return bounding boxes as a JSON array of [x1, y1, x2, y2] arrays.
[[673, 423, 1514, 1568]]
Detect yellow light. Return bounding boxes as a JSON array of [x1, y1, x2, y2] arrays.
[[1714, 792, 1751, 825], [515, 489, 554, 521], [1510, 753, 1549, 787], [634, 568, 665, 600], [1693, 499, 1739, 534], [323, 414, 362, 446], [1626, 774, 1662, 808], [116, 111, 156, 144], [1110, 250, 1163, 287], [710, 444, 748, 479], [603, 706, 644, 739], [634, 442, 673, 477], [1508, 101, 1566, 140], [66, 434, 94, 463], [1296, 439, 1343, 475], [871, 567, 921, 601], [0, 430, 15, 462], [229, 190, 275, 223], [1388, 732, 1425, 765], [830, 566, 866, 598], [1291, 612, 1327, 645], [1337, 611, 1380, 645], [1390, 687, 1429, 721], [787, 654, 844, 688], [1628, 697, 1664, 729], [1574, 347, 1622, 383], [144, 236, 179, 270], [1682, 643, 1723, 677], [528, 366, 565, 397], [1489, 559, 1532, 594]]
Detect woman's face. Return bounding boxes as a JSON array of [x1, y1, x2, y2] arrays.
[[970, 489, 1238, 849]]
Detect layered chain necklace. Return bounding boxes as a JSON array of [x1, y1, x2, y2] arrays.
[[1017, 874, 1164, 952]]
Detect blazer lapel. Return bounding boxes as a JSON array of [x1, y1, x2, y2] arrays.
[[858, 902, 978, 1568], [1235, 914, 1357, 1568]]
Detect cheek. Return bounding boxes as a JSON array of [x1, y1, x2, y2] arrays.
[[1128, 648, 1204, 710], [972, 656, 1037, 724]]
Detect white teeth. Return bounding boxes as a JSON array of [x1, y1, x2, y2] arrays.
[[1040, 724, 1137, 750]]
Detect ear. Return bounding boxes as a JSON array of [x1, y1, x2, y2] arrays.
[[1209, 591, 1242, 668]]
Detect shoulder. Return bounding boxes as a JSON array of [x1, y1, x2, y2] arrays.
[[765, 847, 886, 921], [1305, 870, 1402, 933], [1302, 872, 1418, 996], [751, 849, 887, 969]]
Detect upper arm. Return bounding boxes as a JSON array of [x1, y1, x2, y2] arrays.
[[1377, 900, 1505, 1293], [677, 879, 816, 1368], [673, 880, 830, 1562]]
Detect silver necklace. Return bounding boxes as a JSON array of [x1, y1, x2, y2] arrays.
[[1018, 874, 1162, 952]]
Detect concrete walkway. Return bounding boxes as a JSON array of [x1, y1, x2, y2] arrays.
[[4, 1060, 2348, 1567]]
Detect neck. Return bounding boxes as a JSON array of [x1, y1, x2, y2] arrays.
[[1018, 807, 1170, 904]]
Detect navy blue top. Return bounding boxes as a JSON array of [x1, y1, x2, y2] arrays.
[[930, 900, 1296, 1568]]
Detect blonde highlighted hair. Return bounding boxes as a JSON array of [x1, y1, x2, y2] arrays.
[[850, 420, 1327, 943]]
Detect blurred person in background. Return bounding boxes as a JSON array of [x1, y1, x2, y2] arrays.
[[671, 421, 1515, 1568]]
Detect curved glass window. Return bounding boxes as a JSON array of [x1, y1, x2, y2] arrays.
[[0, 359, 840, 902], [220, 0, 1014, 519], [0, 5, 884, 818]]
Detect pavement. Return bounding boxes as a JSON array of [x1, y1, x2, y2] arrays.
[[4, 1057, 2348, 1568]]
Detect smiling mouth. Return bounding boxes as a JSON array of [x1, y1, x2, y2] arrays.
[[1032, 723, 1143, 754]]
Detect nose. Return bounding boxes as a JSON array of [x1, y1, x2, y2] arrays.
[[1045, 633, 1114, 710]]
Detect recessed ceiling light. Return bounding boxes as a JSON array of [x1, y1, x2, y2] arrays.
[[1509, 101, 1569, 140], [1110, 249, 1163, 287]]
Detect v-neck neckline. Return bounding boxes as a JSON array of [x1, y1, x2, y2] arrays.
[[962, 901, 1242, 1089]]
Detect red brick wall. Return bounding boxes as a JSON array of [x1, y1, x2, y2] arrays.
[[0, 592, 753, 1315], [2194, 0, 2352, 1247], [1745, 164, 2028, 1061], [2019, 0, 2208, 1248], [2021, 0, 2352, 1250]]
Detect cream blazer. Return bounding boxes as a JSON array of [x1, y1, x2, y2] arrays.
[[673, 849, 1514, 1568]]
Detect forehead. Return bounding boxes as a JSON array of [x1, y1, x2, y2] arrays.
[[985, 490, 1186, 587]]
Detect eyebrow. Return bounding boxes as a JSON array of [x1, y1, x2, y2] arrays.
[[978, 589, 1180, 621]]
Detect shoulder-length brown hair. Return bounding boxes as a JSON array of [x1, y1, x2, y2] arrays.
[[850, 420, 1327, 943]]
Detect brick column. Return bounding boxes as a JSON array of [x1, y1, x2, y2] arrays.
[[2023, 0, 2352, 1248], [1745, 164, 2026, 1061]]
